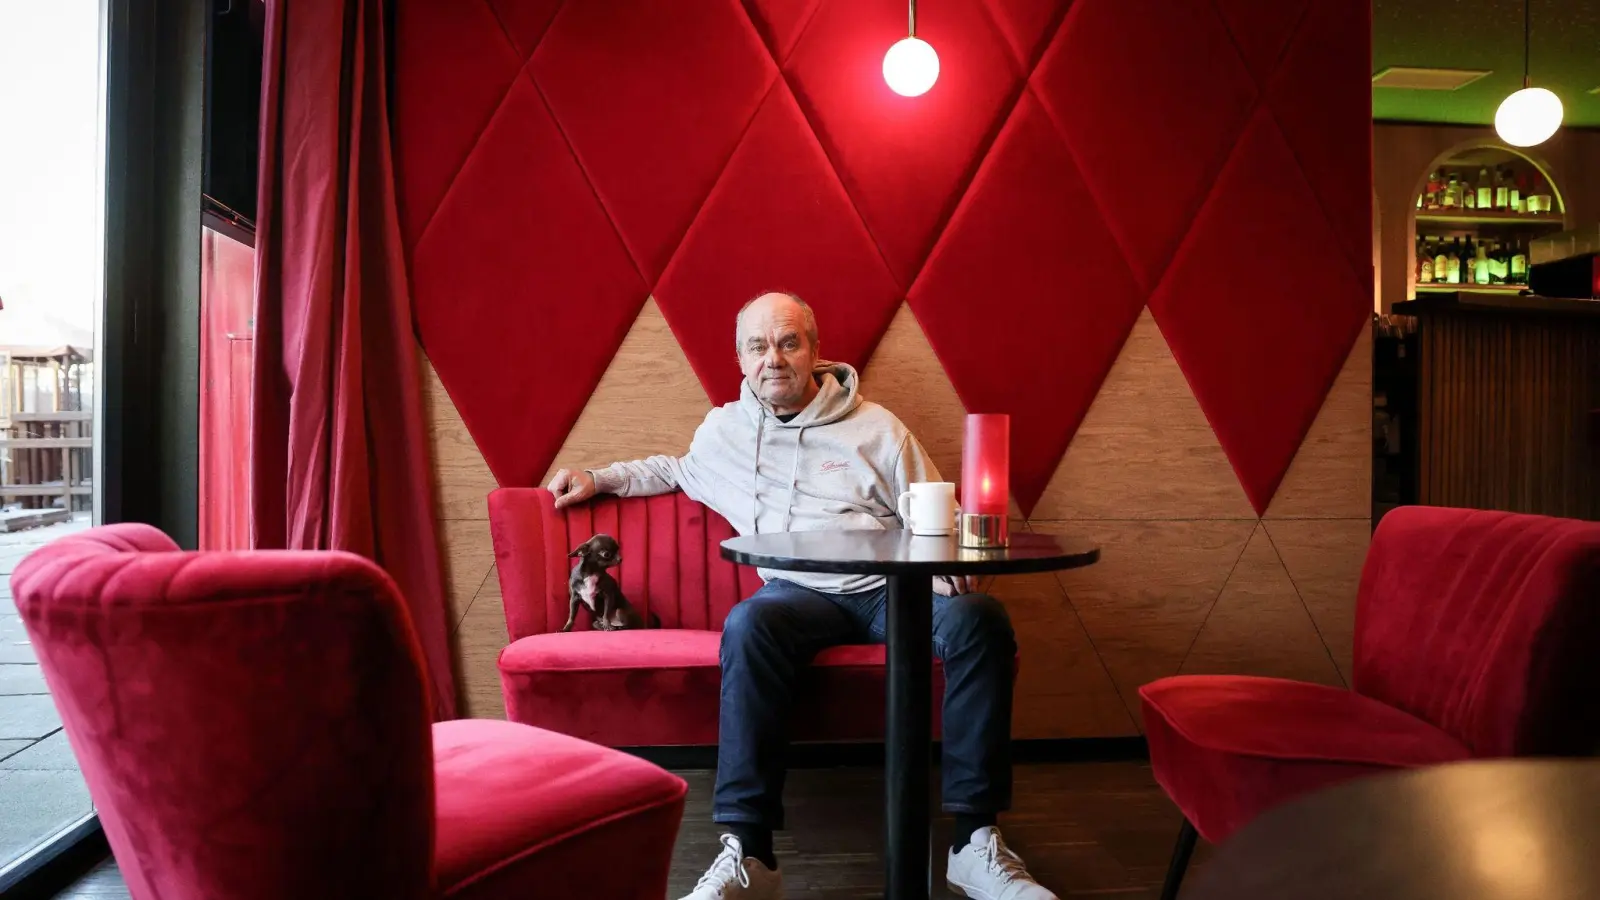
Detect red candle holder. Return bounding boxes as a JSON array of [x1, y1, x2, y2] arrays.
[[959, 414, 1009, 548]]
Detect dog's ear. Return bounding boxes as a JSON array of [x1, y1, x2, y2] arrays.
[[568, 538, 593, 559]]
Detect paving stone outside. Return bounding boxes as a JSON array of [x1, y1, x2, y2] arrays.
[[0, 663, 48, 695], [1, 451, 96, 871], [0, 769, 93, 866], [1, 729, 78, 770], [0, 694, 62, 740]]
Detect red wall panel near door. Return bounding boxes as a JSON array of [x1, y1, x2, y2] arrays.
[[200, 227, 256, 550]]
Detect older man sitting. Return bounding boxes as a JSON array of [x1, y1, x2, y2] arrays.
[[547, 291, 1051, 900]]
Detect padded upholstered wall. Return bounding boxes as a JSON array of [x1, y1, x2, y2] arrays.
[[397, 0, 1374, 732]]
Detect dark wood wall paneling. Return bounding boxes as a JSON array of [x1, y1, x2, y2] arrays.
[[1416, 308, 1600, 519]]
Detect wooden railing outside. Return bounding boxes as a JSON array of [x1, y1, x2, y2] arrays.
[[1, 411, 94, 511]]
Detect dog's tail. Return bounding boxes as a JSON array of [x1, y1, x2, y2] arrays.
[[649, 610, 662, 629]]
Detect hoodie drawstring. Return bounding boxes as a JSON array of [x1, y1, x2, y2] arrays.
[[751, 415, 805, 534], [782, 426, 805, 532], [752, 416, 765, 534]]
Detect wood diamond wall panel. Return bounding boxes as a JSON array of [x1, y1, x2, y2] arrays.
[[397, 0, 1373, 733], [860, 305, 969, 486], [1031, 311, 1254, 521], [1265, 322, 1372, 520], [1179, 524, 1344, 688], [539, 299, 713, 486]]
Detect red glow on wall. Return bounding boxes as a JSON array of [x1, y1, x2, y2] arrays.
[[199, 227, 254, 551]]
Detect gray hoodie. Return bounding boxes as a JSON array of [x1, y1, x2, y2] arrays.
[[588, 361, 941, 594]]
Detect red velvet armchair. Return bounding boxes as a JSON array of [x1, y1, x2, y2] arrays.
[[10, 524, 688, 900], [488, 488, 954, 746], [1142, 506, 1600, 899]]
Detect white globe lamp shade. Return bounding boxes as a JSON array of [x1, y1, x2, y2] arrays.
[[1494, 87, 1563, 147], [883, 36, 939, 97]]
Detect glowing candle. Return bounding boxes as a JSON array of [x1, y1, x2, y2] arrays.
[[960, 414, 1009, 517]]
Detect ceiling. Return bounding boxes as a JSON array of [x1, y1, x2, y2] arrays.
[[1373, 0, 1600, 127]]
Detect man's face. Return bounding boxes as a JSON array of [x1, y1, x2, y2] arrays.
[[738, 294, 819, 414]]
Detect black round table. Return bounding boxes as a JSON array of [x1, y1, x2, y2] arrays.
[[1187, 759, 1600, 900], [720, 529, 1099, 900]]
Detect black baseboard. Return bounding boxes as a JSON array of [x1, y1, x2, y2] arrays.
[[621, 736, 1148, 770], [0, 818, 108, 900]]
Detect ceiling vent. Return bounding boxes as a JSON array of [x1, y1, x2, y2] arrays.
[[1371, 67, 1493, 90]]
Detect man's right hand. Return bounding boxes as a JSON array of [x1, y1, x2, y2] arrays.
[[548, 468, 598, 509]]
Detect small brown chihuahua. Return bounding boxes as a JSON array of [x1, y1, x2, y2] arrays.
[[563, 534, 659, 632]]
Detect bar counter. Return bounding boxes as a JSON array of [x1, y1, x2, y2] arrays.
[[1392, 291, 1600, 520]]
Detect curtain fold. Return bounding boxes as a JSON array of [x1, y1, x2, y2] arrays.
[[253, 0, 456, 719]]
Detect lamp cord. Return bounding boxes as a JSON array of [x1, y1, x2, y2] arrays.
[[909, 0, 917, 37], [1523, 0, 1530, 88]]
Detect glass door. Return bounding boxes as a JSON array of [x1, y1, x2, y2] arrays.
[[0, 0, 108, 881]]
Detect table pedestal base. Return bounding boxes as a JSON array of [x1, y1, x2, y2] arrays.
[[885, 573, 933, 900]]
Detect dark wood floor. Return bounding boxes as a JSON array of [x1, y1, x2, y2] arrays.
[[57, 761, 1208, 898]]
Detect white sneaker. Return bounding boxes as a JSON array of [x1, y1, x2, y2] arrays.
[[946, 826, 1058, 900], [678, 834, 784, 900]]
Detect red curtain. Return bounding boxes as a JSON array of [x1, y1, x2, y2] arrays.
[[253, 0, 456, 719]]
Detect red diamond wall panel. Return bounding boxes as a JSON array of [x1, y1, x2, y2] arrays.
[[1212, 0, 1310, 83], [910, 90, 1144, 514], [656, 82, 903, 405], [979, 0, 1073, 69], [392, 0, 523, 250], [1148, 107, 1369, 514], [530, 0, 776, 282], [1265, 0, 1374, 281], [409, 77, 647, 489], [395, 0, 1372, 511], [742, 0, 821, 64], [1031, 0, 1258, 294], [784, 0, 1023, 288], [484, 0, 562, 60]]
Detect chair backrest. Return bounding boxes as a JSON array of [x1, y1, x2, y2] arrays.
[[10, 524, 435, 900], [1354, 506, 1600, 758], [488, 488, 764, 640]]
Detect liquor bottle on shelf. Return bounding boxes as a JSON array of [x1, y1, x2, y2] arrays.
[[1418, 236, 1434, 284], [1476, 167, 1493, 209], [1446, 238, 1462, 284], [1443, 173, 1460, 208], [1494, 168, 1509, 210], [1489, 242, 1508, 284], [1510, 240, 1528, 284], [1507, 169, 1522, 212], [1464, 182, 1477, 209], [1434, 239, 1450, 286], [1527, 173, 1553, 215], [1424, 169, 1443, 209]]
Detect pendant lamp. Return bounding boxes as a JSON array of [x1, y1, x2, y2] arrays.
[[1495, 0, 1562, 147], [883, 0, 938, 97]]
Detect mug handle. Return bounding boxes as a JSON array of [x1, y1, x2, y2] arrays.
[[897, 490, 912, 529]]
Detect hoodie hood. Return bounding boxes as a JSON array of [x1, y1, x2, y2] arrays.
[[738, 361, 863, 428]]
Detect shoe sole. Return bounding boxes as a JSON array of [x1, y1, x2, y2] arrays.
[[946, 880, 980, 899]]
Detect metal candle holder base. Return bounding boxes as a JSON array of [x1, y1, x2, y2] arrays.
[[958, 513, 1009, 549]]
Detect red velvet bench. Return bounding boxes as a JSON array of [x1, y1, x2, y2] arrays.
[[488, 488, 954, 746]]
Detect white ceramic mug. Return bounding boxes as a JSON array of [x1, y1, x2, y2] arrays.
[[897, 481, 959, 536]]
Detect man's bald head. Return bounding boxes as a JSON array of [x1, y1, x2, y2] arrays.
[[735, 290, 822, 415], [736, 291, 818, 350]]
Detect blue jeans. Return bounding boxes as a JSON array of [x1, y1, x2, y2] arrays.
[[713, 578, 1017, 829]]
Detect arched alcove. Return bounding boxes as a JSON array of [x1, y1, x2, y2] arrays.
[[1404, 141, 1567, 299]]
